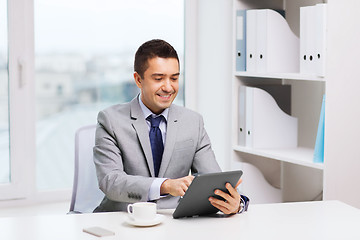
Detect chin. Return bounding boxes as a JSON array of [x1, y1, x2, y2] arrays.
[[156, 101, 172, 110], [159, 103, 171, 109]]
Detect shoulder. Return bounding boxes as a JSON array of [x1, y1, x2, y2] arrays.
[[101, 102, 131, 115], [97, 102, 131, 124]]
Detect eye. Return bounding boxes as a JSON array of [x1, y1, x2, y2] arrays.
[[171, 77, 178, 81], [155, 77, 162, 81]]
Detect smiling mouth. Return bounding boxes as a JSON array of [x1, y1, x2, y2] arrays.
[[157, 94, 172, 99]]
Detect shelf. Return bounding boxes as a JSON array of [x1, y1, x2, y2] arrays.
[[233, 145, 324, 170], [235, 71, 325, 82]]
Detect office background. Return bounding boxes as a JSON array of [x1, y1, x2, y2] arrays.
[[1, 0, 360, 212]]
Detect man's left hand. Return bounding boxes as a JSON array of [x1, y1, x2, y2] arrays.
[[208, 179, 242, 215]]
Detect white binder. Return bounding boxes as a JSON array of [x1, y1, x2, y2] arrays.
[[300, 6, 309, 74], [245, 86, 298, 149], [246, 10, 257, 72], [300, 4, 327, 76], [251, 9, 299, 73], [245, 87, 253, 147], [307, 6, 317, 74], [315, 4, 327, 77], [256, 9, 268, 73], [238, 86, 246, 146]]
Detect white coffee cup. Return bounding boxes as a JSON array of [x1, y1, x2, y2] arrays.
[[127, 202, 157, 222]]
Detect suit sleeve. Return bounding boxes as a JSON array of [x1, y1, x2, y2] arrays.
[[191, 115, 222, 174], [93, 110, 154, 203]]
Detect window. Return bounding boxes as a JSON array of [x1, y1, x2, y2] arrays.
[[35, 0, 185, 190], [0, 0, 9, 184]]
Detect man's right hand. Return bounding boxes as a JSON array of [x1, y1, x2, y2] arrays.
[[160, 175, 194, 197]]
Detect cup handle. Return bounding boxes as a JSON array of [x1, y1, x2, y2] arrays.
[[127, 204, 133, 215]]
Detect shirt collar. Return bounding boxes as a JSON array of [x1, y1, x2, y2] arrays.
[[138, 94, 169, 122]]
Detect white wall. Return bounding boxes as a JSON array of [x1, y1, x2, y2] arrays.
[[323, 0, 360, 208], [195, 0, 233, 170]]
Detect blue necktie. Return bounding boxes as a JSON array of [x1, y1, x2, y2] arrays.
[[147, 115, 164, 177]]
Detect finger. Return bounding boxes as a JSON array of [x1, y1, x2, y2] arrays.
[[180, 189, 186, 196], [225, 184, 241, 212], [210, 196, 239, 214], [185, 175, 194, 181], [182, 183, 189, 193], [223, 193, 240, 213], [173, 181, 187, 196], [178, 187, 186, 196], [209, 196, 229, 209], [209, 199, 231, 215], [226, 183, 240, 200], [188, 176, 195, 184], [213, 188, 239, 212], [180, 176, 192, 187], [210, 201, 229, 213], [184, 178, 192, 187], [214, 189, 232, 203]]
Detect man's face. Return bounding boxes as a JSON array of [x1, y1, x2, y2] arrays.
[[134, 57, 179, 114]]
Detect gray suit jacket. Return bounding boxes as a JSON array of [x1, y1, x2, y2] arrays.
[[93, 96, 221, 212]]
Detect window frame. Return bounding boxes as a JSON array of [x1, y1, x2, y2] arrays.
[[0, 0, 36, 201]]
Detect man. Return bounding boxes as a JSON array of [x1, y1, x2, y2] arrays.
[[93, 39, 248, 214]]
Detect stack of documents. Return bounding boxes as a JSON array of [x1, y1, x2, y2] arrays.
[[238, 85, 298, 149], [300, 4, 327, 77]]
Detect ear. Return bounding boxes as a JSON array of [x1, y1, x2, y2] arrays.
[[134, 72, 142, 89]]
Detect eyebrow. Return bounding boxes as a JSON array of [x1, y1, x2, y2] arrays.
[[151, 73, 180, 77]]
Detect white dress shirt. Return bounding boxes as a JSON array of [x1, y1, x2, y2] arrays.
[[138, 96, 168, 201]]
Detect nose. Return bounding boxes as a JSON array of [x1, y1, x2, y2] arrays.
[[162, 79, 173, 92]]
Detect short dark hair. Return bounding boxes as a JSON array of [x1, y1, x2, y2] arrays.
[[134, 39, 179, 78]]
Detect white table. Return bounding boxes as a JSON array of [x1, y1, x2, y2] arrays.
[[1, 201, 360, 240]]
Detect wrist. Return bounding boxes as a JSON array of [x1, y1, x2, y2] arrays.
[[160, 179, 169, 195], [237, 202, 242, 213], [230, 197, 245, 215]]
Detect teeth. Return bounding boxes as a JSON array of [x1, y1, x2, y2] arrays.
[[159, 95, 170, 98]]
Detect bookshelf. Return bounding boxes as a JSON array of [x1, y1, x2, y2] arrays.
[[231, 0, 326, 203], [231, 0, 360, 207], [191, 0, 360, 208]]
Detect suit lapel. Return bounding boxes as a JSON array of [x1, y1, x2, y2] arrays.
[[158, 105, 179, 177], [130, 97, 155, 177]]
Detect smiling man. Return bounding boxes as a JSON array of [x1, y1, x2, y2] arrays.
[[93, 39, 248, 214]]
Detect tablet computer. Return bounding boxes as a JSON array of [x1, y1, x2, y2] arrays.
[[172, 170, 243, 219]]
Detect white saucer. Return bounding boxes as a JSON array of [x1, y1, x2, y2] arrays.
[[125, 214, 165, 227]]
